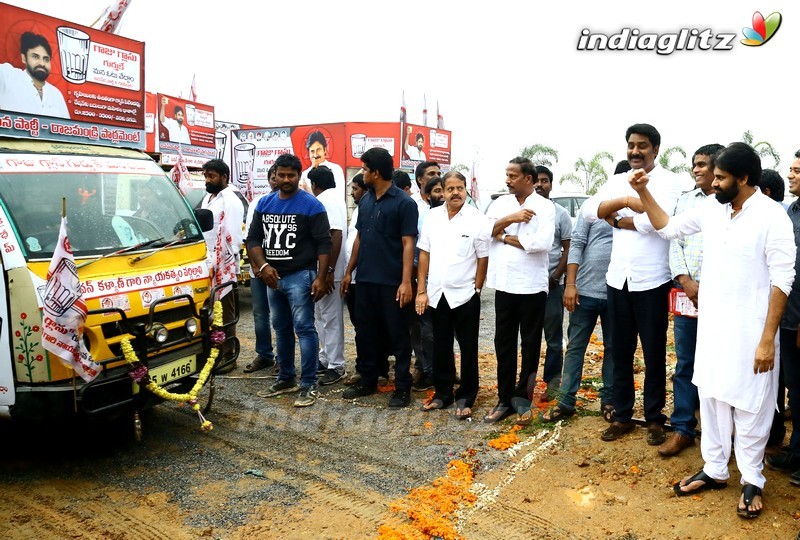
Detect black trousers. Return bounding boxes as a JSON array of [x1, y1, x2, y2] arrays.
[[431, 293, 481, 408], [607, 281, 671, 424], [494, 290, 547, 406], [354, 283, 413, 391], [347, 283, 390, 377]]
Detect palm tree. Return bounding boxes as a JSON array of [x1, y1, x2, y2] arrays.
[[519, 144, 559, 167], [559, 151, 614, 195], [658, 146, 691, 175], [742, 130, 781, 169]]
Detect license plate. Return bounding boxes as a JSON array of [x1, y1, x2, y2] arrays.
[[132, 355, 197, 394]]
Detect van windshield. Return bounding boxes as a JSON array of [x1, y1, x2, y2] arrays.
[[0, 170, 203, 260]]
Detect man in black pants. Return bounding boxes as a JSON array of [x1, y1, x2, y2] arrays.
[[340, 148, 418, 408], [582, 123, 691, 445], [483, 157, 555, 423]]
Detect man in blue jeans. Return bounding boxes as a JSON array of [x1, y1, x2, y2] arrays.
[[659, 143, 724, 456], [542, 210, 613, 422], [246, 153, 331, 407], [243, 165, 278, 374]]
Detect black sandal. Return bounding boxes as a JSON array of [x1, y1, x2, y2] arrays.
[[673, 470, 728, 497], [737, 484, 763, 518], [483, 403, 514, 424], [422, 395, 454, 411], [540, 404, 575, 423]]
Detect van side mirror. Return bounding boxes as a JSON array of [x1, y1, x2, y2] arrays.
[[194, 209, 214, 232]]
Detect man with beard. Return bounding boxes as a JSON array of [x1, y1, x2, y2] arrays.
[[200, 159, 245, 373], [424, 177, 445, 209], [0, 32, 69, 118], [630, 142, 795, 520], [658, 144, 724, 457], [416, 171, 489, 419], [405, 126, 427, 161], [299, 130, 346, 202], [247, 153, 331, 407], [159, 97, 191, 144], [583, 123, 691, 446]]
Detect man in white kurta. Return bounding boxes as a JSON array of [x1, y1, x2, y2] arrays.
[[629, 142, 795, 518], [310, 166, 347, 384]]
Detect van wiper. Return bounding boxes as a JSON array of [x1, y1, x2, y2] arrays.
[[129, 233, 188, 265], [76, 238, 164, 269]]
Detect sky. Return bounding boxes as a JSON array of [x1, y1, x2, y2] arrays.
[[5, 0, 798, 195]]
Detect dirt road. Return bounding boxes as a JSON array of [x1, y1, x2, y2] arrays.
[[1, 288, 798, 539]]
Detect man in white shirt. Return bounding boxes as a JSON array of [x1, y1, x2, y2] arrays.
[[631, 142, 795, 520], [159, 97, 191, 144], [0, 32, 69, 119], [201, 159, 245, 373], [310, 165, 347, 385], [299, 130, 346, 202], [484, 157, 555, 423], [583, 123, 691, 445], [416, 171, 489, 419]]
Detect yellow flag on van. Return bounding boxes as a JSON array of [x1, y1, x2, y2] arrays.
[[41, 217, 101, 382]]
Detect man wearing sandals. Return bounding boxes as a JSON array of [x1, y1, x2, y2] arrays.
[[483, 157, 555, 423], [630, 142, 795, 519], [416, 171, 490, 420]]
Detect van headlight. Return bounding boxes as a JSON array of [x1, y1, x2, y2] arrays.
[[149, 323, 169, 343], [184, 317, 198, 334]]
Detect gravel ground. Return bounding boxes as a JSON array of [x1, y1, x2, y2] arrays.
[[0, 286, 526, 538]]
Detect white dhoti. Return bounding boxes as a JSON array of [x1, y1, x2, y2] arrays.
[[699, 388, 773, 489], [315, 280, 345, 371]]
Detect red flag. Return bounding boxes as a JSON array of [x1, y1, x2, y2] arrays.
[[170, 144, 191, 195], [400, 90, 407, 123], [437, 100, 445, 130], [422, 94, 428, 126], [41, 216, 101, 382], [189, 74, 197, 102], [470, 162, 480, 205], [212, 211, 237, 299], [93, 0, 132, 34]]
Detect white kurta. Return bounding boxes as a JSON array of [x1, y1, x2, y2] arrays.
[[657, 190, 795, 413]]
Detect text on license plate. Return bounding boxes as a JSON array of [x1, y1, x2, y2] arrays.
[[132, 356, 197, 394]]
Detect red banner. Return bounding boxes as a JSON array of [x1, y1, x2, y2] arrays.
[[0, 2, 145, 148], [344, 122, 400, 169], [156, 93, 216, 166]]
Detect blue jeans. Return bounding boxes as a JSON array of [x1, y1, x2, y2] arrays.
[[267, 269, 319, 388], [542, 284, 564, 383], [671, 315, 699, 437], [559, 295, 614, 411], [250, 276, 275, 361]]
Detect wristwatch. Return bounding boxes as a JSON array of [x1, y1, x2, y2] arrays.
[[613, 215, 623, 229], [327, 266, 335, 274], [475, 288, 482, 295]]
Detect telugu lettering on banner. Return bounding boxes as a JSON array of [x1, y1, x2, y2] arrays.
[[79, 263, 208, 300]]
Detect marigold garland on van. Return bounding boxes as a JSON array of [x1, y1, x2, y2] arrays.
[[122, 300, 223, 432]]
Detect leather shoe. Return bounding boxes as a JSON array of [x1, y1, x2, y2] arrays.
[[601, 421, 635, 441], [646, 423, 666, 446], [658, 432, 695, 456], [766, 451, 800, 473]]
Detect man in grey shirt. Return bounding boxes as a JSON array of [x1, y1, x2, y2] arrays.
[[542, 210, 614, 421], [534, 166, 572, 403]]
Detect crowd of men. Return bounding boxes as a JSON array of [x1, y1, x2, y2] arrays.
[[199, 122, 800, 520]]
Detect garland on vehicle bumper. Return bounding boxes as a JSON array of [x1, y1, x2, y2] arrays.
[[123, 301, 223, 432]]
